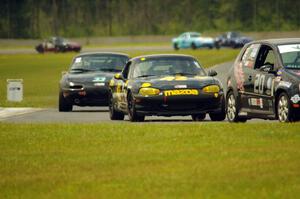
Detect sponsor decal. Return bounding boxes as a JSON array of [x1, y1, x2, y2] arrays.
[[164, 89, 198, 96], [291, 94, 300, 103], [174, 85, 187, 88], [248, 98, 263, 108], [94, 82, 105, 87], [234, 62, 245, 91], [278, 81, 292, 88], [75, 57, 82, 63], [140, 57, 146, 61], [93, 77, 106, 82]]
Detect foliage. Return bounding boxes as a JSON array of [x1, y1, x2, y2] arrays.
[[0, 0, 300, 38]]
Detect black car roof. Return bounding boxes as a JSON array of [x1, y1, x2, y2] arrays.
[[130, 54, 196, 61], [76, 52, 130, 58], [250, 38, 300, 46]]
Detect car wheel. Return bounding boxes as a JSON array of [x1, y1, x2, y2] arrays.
[[127, 93, 145, 122], [277, 92, 293, 122], [109, 93, 124, 120], [173, 43, 179, 50], [59, 92, 73, 112], [191, 43, 197, 50], [191, 113, 206, 121], [226, 91, 246, 122]]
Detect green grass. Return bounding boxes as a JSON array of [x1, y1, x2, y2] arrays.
[[0, 123, 300, 198], [0, 49, 239, 107]]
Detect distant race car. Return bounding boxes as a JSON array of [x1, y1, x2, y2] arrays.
[[59, 52, 130, 111], [35, 37, 81, 53], [215, 32, 252, 49], [226, 38, 300, 122], [108, 54, 226, 122], [172, 32, 215, 50]]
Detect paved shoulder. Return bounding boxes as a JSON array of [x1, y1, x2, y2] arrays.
[[0, 107, 44, 121]]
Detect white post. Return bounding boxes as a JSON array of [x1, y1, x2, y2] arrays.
[[7, 79, 23, 102]]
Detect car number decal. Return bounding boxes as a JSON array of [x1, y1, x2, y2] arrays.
[[164, 89, 198, 96]]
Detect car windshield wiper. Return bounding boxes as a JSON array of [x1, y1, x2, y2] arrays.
[[71, 68, 94, 72], [136, 74, 156, 78], [170, 72, 196, 76], [99, 68, 121, 72]]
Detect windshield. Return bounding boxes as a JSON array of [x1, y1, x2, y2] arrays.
[[278, 44, 300, 69], [70, 55, 128, 72], [132, 57, 206, 78]]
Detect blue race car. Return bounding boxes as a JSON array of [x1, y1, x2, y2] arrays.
[[172, 32, 215, 50]]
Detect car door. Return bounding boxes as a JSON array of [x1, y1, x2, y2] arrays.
[[117, 61, 132, 112], [243, 44, 277, 114], [180, 33, 190, 48], [237, 43, 261, 110]]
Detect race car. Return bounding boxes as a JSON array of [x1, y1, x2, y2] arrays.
[[108, 54, 226, 122], [215, 32, 252, 49], [59, 52, 130, 111], [35, 37, 81, 53], [172, 32, 215, 50], [226, 38, 300, 122]]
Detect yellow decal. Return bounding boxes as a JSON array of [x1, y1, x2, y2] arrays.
[[109, 79, 115, 87], [160, 76, 174, 81], [194, 76, 207, 80], [141, 82, 151, 88], [160, 76, 187, 81], [214, 93, 219, 98], [175, 76, 187, 81], [116, 83, 122, 93], [164, 89, 198, 96], [125, 80, 129, 87], [140, 57, 146, 61]]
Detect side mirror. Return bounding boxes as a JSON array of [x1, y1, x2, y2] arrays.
[[208, 70, 217, 77], [260, 64, 274, 72], [114, 73, 124, 80]]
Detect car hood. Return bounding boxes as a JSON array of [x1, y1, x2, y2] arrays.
[[283, 69, 300, 82], [66, 71, 116, 83], [134, 75, 218, 90]]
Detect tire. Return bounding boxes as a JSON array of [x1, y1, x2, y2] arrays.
[[226, 91, 247, 122], [173, 43, 179, 50], [191, 113, 206, 121], [59, 92, 73, 112], [127, 93, 145, 122], [191, 43, 197, 50], [109, 93, 124, 120], [277, 92, 293, 122]]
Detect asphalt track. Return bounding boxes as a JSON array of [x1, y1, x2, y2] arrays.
[[0, 61, 274, 123]]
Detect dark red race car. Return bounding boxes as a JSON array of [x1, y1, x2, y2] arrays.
[[35, 37, 81, 53]]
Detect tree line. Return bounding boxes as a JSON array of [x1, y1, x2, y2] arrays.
[[0, 0, 300, 39]]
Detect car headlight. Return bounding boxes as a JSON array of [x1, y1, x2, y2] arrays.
[[139, 87, 160, 96], [202, 85, 220, 93]]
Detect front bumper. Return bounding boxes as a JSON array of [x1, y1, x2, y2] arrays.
[[61, 86, 109, 106], [133, 91, 224, 116]]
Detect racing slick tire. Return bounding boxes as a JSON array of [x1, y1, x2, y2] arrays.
[[109, 93, 124, 120], [277, 92, 293, 122], [191, 113, 206, 121], [173, 43, 179, 50], [226, 91, 247, 122], [59, 92, 73, 112], [191, 43, 197, 50], [127, 92, 145, 122]]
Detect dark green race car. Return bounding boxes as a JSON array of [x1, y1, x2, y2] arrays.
[[108, 54, 226, 122]]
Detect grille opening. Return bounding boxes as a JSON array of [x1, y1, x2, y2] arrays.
[[70, 85, 83, 89]]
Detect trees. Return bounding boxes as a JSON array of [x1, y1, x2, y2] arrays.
[[0, 0, 299, 38]]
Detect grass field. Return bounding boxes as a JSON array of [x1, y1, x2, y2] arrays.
[[0, 122, 300, 198], [0, 49, 239, 107]]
